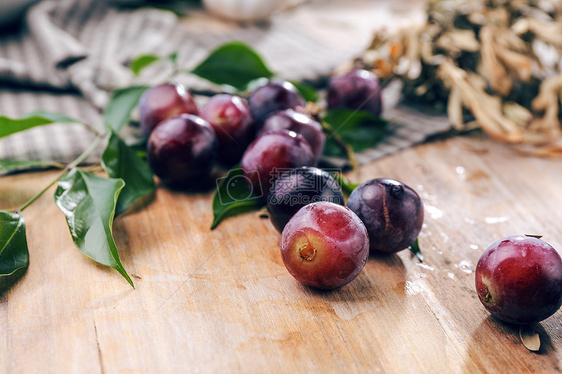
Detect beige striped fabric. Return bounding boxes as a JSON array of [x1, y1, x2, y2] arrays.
[[0, 0, 450, 168]]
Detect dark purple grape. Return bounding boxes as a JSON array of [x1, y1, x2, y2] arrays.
[[347, 178, 423, 253], [147, 114, 217, 188], [327, 69, 382, 117], [261, 109, 325, 162], [139, 83, 199, 136], [240, 130, 315, 198], [199, 94, 254, 164], [248, 80, 305, 124], [267, 167, 344, 233], [280, 202, 370, 289]]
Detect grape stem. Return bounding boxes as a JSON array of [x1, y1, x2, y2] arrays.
[[320, 120, 358, 171], [18, 134, 105, 212]]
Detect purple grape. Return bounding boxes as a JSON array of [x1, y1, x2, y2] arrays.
[[267, 167, 344, 233], [328, 69, 382, 117], [347, 178, 423, 253], [248, 80, 305, 124], [148, 114, 217, 188], [199, 94, 254, 164], [240, 130, 315, 198], [139, 83, 198, 136], [261, 109, 325, 162]]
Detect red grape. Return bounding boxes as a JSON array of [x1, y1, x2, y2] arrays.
[[240, 130, 316, 198], [139, 83, 198, 136], [475, 235, 562, 324], [147, 114, 217, 188], [199, 94, 254, 164], [281, 202, 369, 289]]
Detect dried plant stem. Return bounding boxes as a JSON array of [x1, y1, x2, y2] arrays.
[[438, 60, 524, 143], [357, 0, 562, 157]]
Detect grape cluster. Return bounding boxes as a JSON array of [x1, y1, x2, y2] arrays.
[[277, 178, 423, 290], [141, 69, 382, 189], [141, 79, 323, 188], [141, 70, 423, 291]]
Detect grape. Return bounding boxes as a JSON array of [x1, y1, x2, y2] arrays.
[[475, 235, 562, 324], [147, 114, 217, 188], [240, 130, 315, 198], [248, 80, 305, 125], [347, 178, 423, 253], [280, 202, 370, 289], [139, 83, 198, 136], [199, 94, 254, 164], [327, 69, 382, 117], [267, 167, 344, 233], [261, 109, 325, 162]]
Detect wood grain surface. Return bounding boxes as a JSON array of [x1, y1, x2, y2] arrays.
[[2, 135, 562, 373]]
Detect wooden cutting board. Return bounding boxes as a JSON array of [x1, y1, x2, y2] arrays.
[[2, 135, 562, 373]]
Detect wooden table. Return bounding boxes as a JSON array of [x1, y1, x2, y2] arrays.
[[2, 135, 562, 373]]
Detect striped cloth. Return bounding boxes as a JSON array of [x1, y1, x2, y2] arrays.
[[0, 0, 450, 167]]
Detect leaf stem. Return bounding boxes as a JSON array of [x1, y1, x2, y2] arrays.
[[321, 121, 358, 171], [17, 170, 69, 213], [81, 123, 102, 137], [67, 134, 105, 169], [18, 135, 105, 212], [50, 162, 67, 169]]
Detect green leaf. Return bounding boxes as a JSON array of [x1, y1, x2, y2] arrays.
[[0, 159, 63, 173], [291, 81, 318, 103], [211, 167, 264, 230], [103, 86, 149, 133], [0, 110, 82, 139], [192, 41, 274, 91], [409, 238, 423, 262], [54, 169, 133, 287], [101, 131, 155, 216], [130, 54, 160, 76], [168, 51, 178, 65], [332, 173, 360, 196], [0, 211, 29, 277], [323, 109, 388, 156]]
